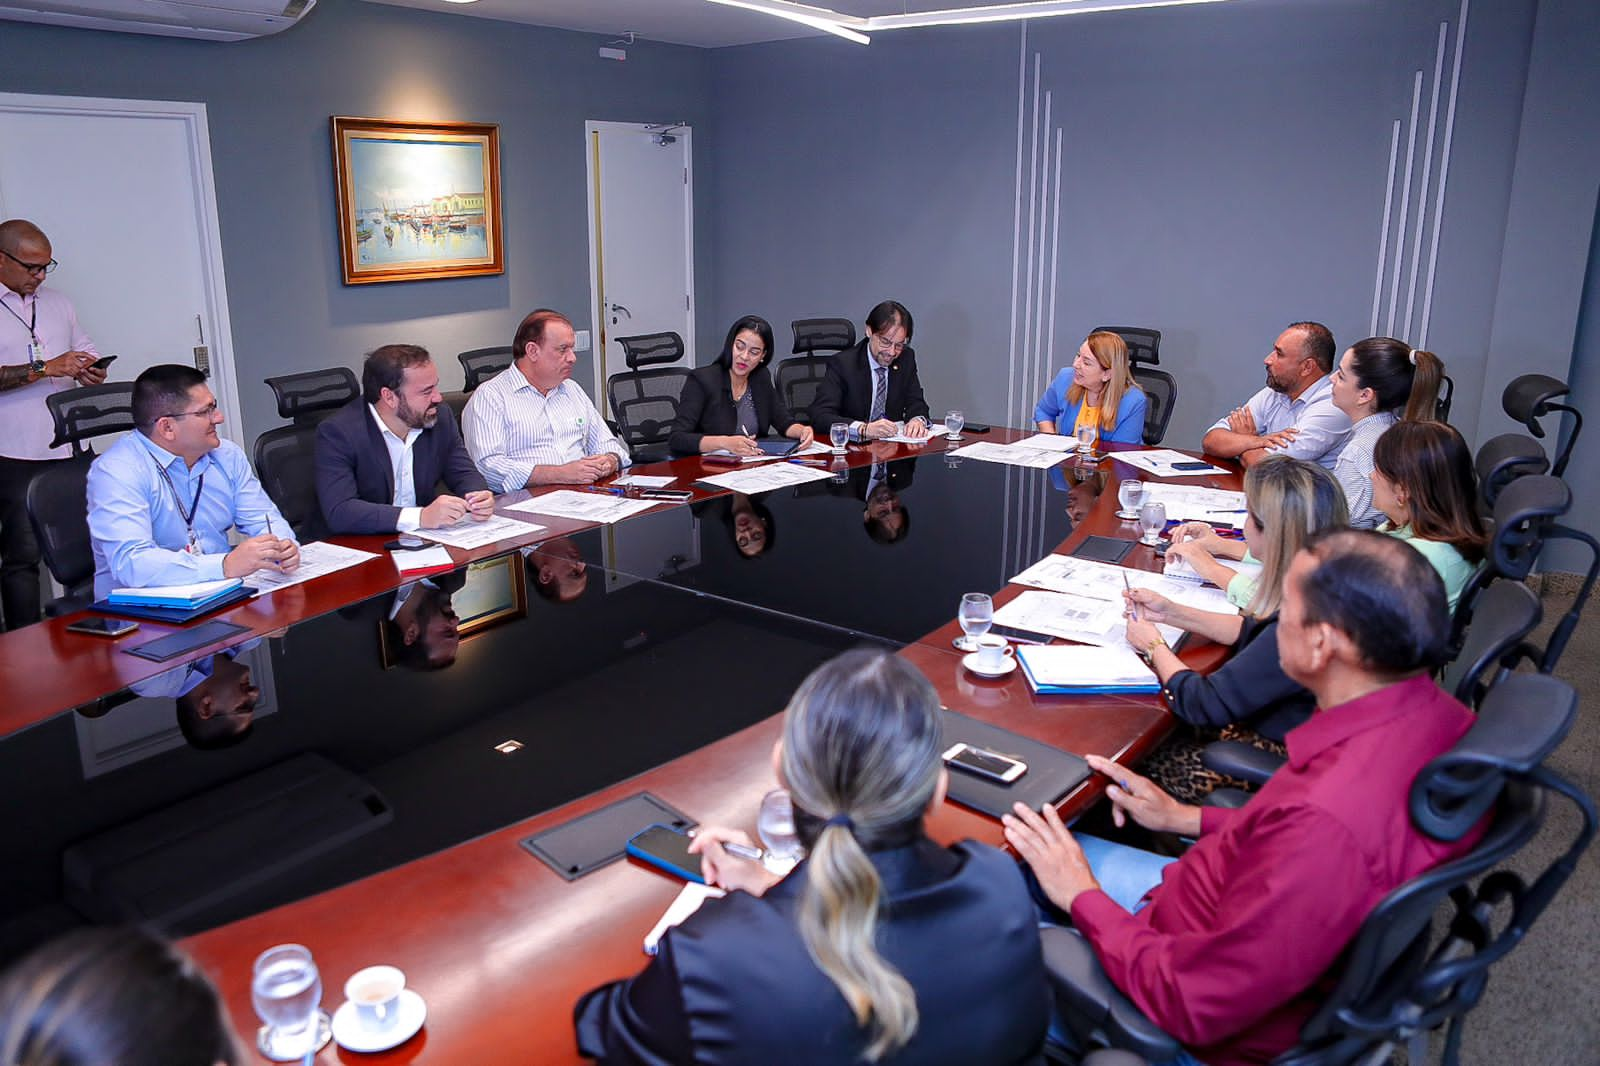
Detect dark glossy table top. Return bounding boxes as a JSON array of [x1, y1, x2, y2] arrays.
[[0, 432, 1242, 1062]]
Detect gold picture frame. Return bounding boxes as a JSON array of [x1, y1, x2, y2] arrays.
[[378, 554, 526, 670], [331, 116, 503, 285]]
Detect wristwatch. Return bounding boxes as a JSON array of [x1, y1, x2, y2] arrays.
[[28, 355, 46, 376]]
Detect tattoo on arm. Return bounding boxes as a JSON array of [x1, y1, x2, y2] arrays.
[[0, 365, 33, 392]]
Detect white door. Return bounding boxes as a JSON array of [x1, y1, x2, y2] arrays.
[[0, 94, 241, 446], [584, 121, 695, 409]]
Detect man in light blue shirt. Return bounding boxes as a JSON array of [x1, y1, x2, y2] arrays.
[[88, 364, 299, 598], [1202, 322, 1352, 470]]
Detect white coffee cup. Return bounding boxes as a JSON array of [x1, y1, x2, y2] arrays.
[[974, 634, 1015, 672], [344, 965, 406, 1032]]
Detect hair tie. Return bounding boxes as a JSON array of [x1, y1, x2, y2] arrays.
[[1408, 349, 1419, 366], [824, 813, 855, 832]]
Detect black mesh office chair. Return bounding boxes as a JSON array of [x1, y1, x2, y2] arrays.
[[1474, 433, 1548, 517], [1437, 580, 1542, 711], [25, 386, 139, 615], [45, 382, 136, 457], [255, 368, 360, 539], [1502, 373, 1580, 477], [458, 346, 515, 393], [606, 332, 690, 464], [1129, 366, 1176, 446], [1435, 373, 1454, 422], [778, 318, 856, 425], [1045, 673, 1594, 1066], [1092, 326, 1161, 366]]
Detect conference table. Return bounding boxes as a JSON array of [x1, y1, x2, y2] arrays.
[[0, 428, 1242, 1062]]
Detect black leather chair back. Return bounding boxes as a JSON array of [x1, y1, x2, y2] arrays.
[[1130, 367, 1176, 446], [1092, 325, 1161, 366], [459, 346, 515, 392]]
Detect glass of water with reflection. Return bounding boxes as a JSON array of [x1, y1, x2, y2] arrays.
[[829, 422, 850, 453], [758, 788, 803, 874], [944, 409, 965, 440], [1116, 479, 1146, 519], [252, 943, 327, 1061], [1075, 423, 1098, 457], [955, 591, 993, 652], [1138, 500, 1168, 546]]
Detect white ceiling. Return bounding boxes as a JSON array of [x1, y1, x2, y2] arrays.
[[360, 0, 990, 49]]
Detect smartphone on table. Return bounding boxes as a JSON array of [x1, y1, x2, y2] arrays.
[[942, 742, 1028, 784], [627, 824, 706, 884], [66, 616, 140, 638]]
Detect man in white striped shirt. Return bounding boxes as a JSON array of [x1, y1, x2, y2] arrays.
[[463, 309, 630, 491]]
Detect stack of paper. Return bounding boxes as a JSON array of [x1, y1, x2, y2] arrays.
[[949, 441, 1068, 469], [1139, 484, 1250, 528], [993, 589, 1183, 653], [108, 578, 242, 608], [1114, 449, 1229, 478], [1164, 554, 1263, 587], [1016, 644, 1160, 695]]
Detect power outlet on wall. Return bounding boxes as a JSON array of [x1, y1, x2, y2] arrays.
[[574, 329, 592, 352]]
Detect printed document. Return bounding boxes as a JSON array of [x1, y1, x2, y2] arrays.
[[246, 541, 378, 596], [504, 490, 666, 525], [949, 441, 1067, 470], [1113, 449, 1229, 478], [414, 513, 543, 551]]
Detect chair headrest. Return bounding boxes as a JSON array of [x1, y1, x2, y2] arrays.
[[1091, 325, 1162, 366], [46, 382, 136, 450], [265, 368, 359, 422], [791, 318, 856, 356], [1502, 373, 1572, 435], [615, 332, 684, 370], [1411, 674, 1576, 841]]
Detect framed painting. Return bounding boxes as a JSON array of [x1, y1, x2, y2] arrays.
[[331, 116, 503, 285]]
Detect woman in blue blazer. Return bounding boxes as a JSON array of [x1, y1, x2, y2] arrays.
[[575, 650, 1049, 1065], [668, 316, 815, 456], [1033, 330, 1147, 445]]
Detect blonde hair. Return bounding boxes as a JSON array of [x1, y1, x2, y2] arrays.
[[1243, 457, 1349, 618], [780, 651, 943, 1060], [1066, 331, 1142, 431]]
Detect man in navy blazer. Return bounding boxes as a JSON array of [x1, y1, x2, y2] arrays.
[[810, 300, 932, 440], [315, 344, 493, 535]]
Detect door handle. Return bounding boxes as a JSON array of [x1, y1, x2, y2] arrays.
[[609, 302, 632, 322]]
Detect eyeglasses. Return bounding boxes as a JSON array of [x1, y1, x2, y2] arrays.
[[871, 335, 908, 355], [0, 249, 58, 277], [165, 401, 219, 421]]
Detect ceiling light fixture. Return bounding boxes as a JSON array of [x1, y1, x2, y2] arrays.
[[704, 0, 871, 45], [702, 0, 1239, 41]]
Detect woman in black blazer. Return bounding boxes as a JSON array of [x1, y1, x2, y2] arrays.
[[668, 315, 815, 456], [574, 650, 1049, 1065]]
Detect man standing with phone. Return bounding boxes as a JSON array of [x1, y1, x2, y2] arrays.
[[0, 219, 108, 629]]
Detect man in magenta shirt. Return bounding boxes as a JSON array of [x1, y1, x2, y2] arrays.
[[1005, 529, 1485, 1066], [0, 219, 106, 629]]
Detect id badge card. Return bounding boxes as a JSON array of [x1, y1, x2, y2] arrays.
[[184, 527, 201, 554], [28, 341, 45, 365]]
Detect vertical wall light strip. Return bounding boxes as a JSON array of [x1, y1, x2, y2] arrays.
[[1012, 53, 1044, 573], [1027, 90, 1054, 559], [1402, 22, 1448, 341], [1370, 120, 1402, 336], [1419, 0, 1468, 350], [1042, 126, 1065, 561], [1001, 24, 1028, 585], [1385, 71, 1424, 337]]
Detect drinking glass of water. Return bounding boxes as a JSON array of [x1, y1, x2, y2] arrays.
[[1075, 423, 1098, 457], [1138, 500, 1168, 547], [758, 788, 804, 874], [829, 422, 850, 453], [955, 591, 994, 652], [944, 409, 965, 440], [1116, 479, 1146, 519], [252, 943, 328, 1061]]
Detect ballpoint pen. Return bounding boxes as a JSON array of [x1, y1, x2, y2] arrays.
[[1121, 570, 1141, 621], [590, 486, 626, 496]]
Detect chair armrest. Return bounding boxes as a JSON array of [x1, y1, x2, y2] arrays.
[[1040, 927, 1181, 1061], [1201, 740, 1285, 786], [1082, 1052, 1151, 1066], [1204, 787, 1251, 810]]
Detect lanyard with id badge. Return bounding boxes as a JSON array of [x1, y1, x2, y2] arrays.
[[2, 297, 46, 370], [151, 453, 206, 553]]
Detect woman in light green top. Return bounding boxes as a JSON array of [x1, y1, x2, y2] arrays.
[[1370, 420, 1486, 611]]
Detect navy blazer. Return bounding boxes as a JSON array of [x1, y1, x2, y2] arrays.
[[810, 340, 931, 433], [668, 361, 798, 455], [314, 399, 488, 535], [574, 837, 1049, 1065]]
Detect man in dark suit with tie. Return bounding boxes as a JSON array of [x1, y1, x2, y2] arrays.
[[316, 344, 494, 535], [810, 300, 931, 441]]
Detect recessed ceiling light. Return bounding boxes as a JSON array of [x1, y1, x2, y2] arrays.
[[494, 740, 524, 754], [440, 0, 480, 5], [702, 0, 1239, 41]]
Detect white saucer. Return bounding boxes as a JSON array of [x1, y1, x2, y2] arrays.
[[332, 989, 427, 1053], [962, 652, 1017, 678]]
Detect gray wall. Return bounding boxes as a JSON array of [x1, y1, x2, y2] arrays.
[[708, 0, 1554, 451], [0, 0, 719, 442]]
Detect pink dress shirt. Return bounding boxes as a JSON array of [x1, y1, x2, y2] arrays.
[[1071, 675, 1483, 1065], [0, 285, 99, 460]]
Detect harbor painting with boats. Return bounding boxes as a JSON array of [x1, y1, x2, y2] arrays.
[[332, 117, 503, 284]]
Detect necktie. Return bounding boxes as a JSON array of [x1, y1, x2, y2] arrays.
[[870, 366, 887, 423]]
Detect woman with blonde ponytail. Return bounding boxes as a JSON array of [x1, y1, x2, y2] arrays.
[[1328, 337, 1446, 527], [575, 650, 1049, 1065]]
